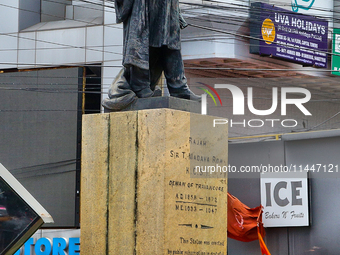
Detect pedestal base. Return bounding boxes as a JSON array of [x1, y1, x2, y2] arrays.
[[81, 108, 228, 254]]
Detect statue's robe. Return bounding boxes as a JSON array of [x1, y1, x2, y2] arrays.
[[102, 0, 185, 111], [115, 0, 181, 70]]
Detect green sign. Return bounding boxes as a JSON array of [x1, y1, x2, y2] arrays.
[[332, 28, 340, 76]]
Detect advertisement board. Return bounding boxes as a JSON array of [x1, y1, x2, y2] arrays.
[[14, 229, 80, 255], [250, 2, 328, 68], [260, 171, 309, 227]]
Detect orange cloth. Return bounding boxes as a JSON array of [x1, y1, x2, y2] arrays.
[[227, 193, 271, 255]]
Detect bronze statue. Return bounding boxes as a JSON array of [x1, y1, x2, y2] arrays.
[[102, 0, 201, 111]]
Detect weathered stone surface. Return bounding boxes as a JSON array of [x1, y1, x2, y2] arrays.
[[108, 112, 137, 254], [136, 109, 228, 254], [81, 109, 228, 255], [81, 114, 109, 255]]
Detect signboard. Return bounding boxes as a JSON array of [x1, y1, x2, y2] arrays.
[[0, 164, 53, 255], [260, 171, 309, 227], [332, 28, 340, 76], [15, 237, 80, 255], [13, 229, 79, 255], [250, 2, 328, 68]]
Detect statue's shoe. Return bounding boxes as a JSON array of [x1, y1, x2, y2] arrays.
[[152, 86, 162, 97], [134, 87, 154, 98], [170, 88, 201, 102]]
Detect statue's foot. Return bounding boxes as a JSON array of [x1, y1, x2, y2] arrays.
[[134, 87, 154, 98], [153, 86, 162, 97], [170, 88, 201, 102]]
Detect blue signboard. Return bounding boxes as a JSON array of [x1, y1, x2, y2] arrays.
[[250, 2, 328, 68], [14, 237, 80, 255]]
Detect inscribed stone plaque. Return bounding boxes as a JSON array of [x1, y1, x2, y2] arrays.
[[136, 109, 228, 255]]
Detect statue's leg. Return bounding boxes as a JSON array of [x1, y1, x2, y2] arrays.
[[149, 47, 163, 91], [101, 67, 138, 111], [128, 65, 154, 98], [161, 46, 201, 101]]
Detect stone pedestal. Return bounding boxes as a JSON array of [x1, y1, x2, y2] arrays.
[[81, 107, 228, 255]]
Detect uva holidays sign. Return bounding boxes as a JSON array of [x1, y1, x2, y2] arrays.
[[250, 2, 328, 68]]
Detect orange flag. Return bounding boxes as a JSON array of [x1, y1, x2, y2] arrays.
[[227, 193, 271, 255]]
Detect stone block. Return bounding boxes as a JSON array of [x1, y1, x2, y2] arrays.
[[136, 109, 228, 254], [81, 114, 110, 255], [81, 108, 228, 255], [108, 111, 137, 254]]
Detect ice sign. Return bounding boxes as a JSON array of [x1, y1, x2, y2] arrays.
[[260, 171, 309, 227], [0, 164, 53, 255]]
